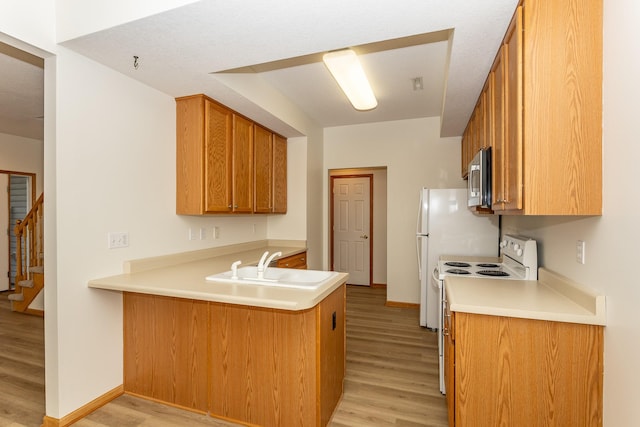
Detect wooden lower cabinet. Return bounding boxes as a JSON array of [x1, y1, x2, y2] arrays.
[[123, 284, 345, 427], [276, 251, 307, 269], [445, 310, 603, 426]]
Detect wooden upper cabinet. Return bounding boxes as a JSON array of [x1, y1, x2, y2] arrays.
[[254, 125, 273, 213], [231, 115, 254, 213], [176, 94, 233, 214], [204, 100, 233, 213], [493, 5, 524, 212], [254, 127, 287, 214], [176, 94, 287, 215], [272, 134, 287, 214], [464, 0, 602, 215], [491, 45, 507, 210]]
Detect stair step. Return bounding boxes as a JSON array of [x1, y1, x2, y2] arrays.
[[17, 280, 34, 288], [29, 266, 44, 274], [8, 293, 24, 302]]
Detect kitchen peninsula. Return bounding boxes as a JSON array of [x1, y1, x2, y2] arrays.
[[89, 240, 348, 427]]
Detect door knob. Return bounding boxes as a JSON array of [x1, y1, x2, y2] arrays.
[[360, 234, 369, 239]]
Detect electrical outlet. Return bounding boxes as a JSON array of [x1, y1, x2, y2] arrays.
[[199, 227, 207, 240], [108, 232, 129, 249], [213, 226, 220, 240], [576, 240, 586, 264], [188, 228, 198, 241]]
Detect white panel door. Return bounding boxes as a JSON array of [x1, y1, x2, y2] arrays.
[[333, 177, 371, 285]]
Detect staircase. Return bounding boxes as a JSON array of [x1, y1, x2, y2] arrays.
[[8, 193, 44, 316]]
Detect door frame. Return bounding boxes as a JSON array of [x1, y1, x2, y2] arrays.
[[329, 174, 373, 285]]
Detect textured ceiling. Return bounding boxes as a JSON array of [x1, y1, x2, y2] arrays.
[[1, 0, 520, 140], [0, 42, 44, 140]]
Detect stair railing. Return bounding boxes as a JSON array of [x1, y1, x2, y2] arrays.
[[14, 193, 44, 285]]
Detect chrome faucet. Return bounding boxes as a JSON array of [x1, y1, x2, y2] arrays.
[[257, 251, 282, 279]]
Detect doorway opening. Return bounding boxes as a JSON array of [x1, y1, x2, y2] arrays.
[[329, 167, 387, 287]]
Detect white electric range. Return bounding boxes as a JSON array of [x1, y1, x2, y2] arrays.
[[430, 234, 538, 394]]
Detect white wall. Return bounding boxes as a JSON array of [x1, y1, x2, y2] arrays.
[[500, 0, 639, 424], [0, 133, 44, 194], [49, 47, 278, 417], [324, 118, 465, 303], [0, 0, 56, 54], [267, 136, 307, 241]]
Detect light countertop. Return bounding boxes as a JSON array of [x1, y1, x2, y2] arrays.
[[89, 240, 349, 311], [445, 267, 606, 326]]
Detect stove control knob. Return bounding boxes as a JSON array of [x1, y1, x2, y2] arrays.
[[500, 239, 507, 248], [516, 248, 523, 256], [513, 243, 521, 252]]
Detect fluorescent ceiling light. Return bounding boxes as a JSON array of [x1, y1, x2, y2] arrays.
[[322, 49, 377, 111]]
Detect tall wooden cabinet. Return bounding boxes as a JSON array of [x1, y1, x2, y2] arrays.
[[462, 0, 602, 215], [176, 94, 286, 215]]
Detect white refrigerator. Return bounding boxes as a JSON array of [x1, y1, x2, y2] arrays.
[[416, 188, 499, 328]]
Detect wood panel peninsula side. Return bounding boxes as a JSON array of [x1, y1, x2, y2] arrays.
[[124, 285, 345, 427]]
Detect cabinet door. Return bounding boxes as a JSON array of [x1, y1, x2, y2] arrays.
[[491, 47, 506, 210], [461, 129, 469, 178], [254, 125, 273, 213], [272, 134, 287, 213], [503, 6, 523, 211], [204, 100, 233, 213], [444, 308, 455, 427], [484, 75, 494, 150], [231, 115, 254, 213]]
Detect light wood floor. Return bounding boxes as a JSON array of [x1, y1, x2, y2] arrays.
[[0, 291, 46, 427], [1, 286, 447, 426]]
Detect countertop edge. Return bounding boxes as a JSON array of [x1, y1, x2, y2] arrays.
[[89, 243, 350, 311], [90, 273, 349, 311], [446, 267, 606, 326]]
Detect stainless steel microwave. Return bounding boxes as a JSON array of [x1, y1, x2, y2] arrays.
[[467, 147, 492, 208]]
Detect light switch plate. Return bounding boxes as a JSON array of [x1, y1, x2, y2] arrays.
[[108, 232, 129, 249]]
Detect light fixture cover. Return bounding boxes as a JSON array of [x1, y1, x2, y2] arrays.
[[323, 49, 377, 111]]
